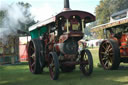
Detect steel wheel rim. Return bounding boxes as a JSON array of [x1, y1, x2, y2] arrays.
[[99, 41, 113, 69], [28, 42, 36, 73], [81, 53, 90, 73], [49, 56, 56, 79]]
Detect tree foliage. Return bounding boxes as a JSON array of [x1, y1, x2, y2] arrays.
[[0, 11, 5, 26], [17, 2, 35, 32], [95, 0, 128, 25]]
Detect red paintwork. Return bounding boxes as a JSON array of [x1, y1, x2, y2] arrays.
[[54, 44, 60, 52], [119, 33, 128, 57], [56, 10, 95, 21], [55, 32, 83, 54], [19, 44, 28, 62], [59, 34, 68, 43], [63, 54, 76, 60], [78, 40, 87, 48], [67, 32, 84, 37], [61, 60, 88, 66], [28, 10, 95, 69]]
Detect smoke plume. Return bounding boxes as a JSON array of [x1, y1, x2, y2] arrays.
[[0, 1, 33, 44]]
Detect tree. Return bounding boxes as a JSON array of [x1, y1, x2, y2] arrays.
[[95, 0, 128, 25], [0, 11, 5, 26], [17, 2, 35, 32]]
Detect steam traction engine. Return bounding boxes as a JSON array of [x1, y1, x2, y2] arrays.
[[27, 0, 95, 80], [91, 9, 128, 70]]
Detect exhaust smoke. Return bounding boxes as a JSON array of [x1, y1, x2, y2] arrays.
[[0, 1, 33, 44]]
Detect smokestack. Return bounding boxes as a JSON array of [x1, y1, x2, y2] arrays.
[[64, 0, 70, 8], [63, 0, 71, 11]]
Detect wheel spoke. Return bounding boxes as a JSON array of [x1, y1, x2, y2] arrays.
[[31, 53, 36, 59], [81, 62, 90, 73], [106, 44, 111, 52], [109, 52, 114, 55], [85, 65, 89, 71], [102, 45, 106, 50], [104, 59, 112, 67], [104, 60, 109, 67], [82, 54, 89, 65], [103, 42, 107, 46], [108, 48, 112, 52], [31, 62, 35, 67], [108, 60, 112, 66], [84, 54, 88, 60], [30, 46, 34, 51], [102, 57, 107, 61], [108, 56, 113, 63], [104, 42, 109, 49], [50, 60, 54, 68], [84, 54, 86, 57], [100, 52, 105, 54], [107, 59, 112, 67]]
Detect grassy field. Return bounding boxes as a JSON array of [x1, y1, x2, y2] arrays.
[[1, 48, 128, 85]]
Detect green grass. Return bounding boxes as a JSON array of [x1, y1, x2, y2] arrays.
[[1, 48, 128, 85]]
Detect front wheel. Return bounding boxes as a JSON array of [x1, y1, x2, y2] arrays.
[[49, 52, 59, 80], [80, 49, 93, 76]]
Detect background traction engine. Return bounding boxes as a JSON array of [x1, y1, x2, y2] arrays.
[[27, 0, 95, 80], [91, 8, 128, 70], [99, 30, 128, 70]]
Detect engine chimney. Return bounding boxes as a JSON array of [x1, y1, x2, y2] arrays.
[[63, 0, 71, 11]]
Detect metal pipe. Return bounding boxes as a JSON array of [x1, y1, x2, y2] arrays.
[[82, 19, 85, 33], [66, 19, 69, 33]]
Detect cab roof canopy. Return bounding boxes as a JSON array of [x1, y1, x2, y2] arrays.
[[29, 10, 95, 31], [29, 0, 95, 31], [56, 10, 95, 21], [29, 17, 55, 31]]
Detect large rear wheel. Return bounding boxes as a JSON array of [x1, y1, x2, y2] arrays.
[[80, 49, 93, 76], [99, 40, 120, 70], [49, 52, 59, 80], [28, 39, 44, 74]]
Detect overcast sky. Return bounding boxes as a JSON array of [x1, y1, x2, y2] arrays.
[[0, 0, 100, 21]]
